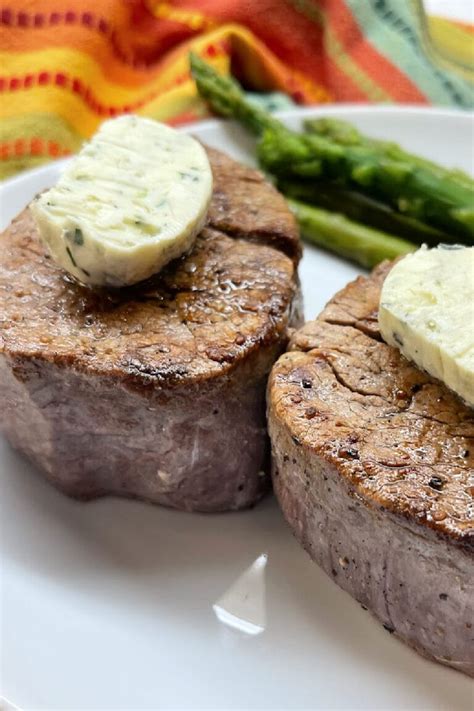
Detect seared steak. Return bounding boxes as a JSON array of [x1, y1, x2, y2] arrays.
[[0, 148, 301, 512], [268, 262, 473, 675], [206, 147, 301, 262]]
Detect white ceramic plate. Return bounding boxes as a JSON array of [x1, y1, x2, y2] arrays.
[[1, 107, 473, 710]]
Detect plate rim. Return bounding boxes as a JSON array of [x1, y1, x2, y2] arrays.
[[1, 103, 471, 192]]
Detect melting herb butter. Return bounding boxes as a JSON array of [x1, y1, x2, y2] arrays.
[[379, 245, 474, 408], [31, 115, 213, 287]]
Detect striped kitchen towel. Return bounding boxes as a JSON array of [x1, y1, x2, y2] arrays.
[[1, 0, 473, 178]]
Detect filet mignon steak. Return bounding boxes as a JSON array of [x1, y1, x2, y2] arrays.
[[0, 147, 301, 512], [268, 262, 473, 675]]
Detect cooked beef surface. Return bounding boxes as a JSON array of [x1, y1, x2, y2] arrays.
[[206, 146, 301, 262], [268, 262, 473, 675], [0, 148, 301, 512]]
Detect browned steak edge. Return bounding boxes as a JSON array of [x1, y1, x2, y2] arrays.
[[0, 147, 302, 512], [268, 264, 474, 675]]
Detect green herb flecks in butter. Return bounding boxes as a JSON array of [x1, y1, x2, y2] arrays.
[[30, 115, 213, 287], [379, 245, 474, 408]]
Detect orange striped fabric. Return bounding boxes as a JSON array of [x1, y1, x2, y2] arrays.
[[1, 0, 473, 178]]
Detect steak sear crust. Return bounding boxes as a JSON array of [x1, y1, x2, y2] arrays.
[[268, 262, 473, 675], [206, 147, 301, 262], [0, 148, 301, 512]]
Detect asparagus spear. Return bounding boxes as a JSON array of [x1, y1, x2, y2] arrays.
[[278, 179, 454, 246], [288, 199, 416, 268], [304, 117, 474, 192], [190, 54, 474, 241], [189, 52, 282, 136], [258, 128, 474, 240]]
